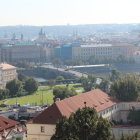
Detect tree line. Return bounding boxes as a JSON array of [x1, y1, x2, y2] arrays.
[[0, 73, 38, 100]]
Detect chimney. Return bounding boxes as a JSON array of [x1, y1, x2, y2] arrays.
[[55, 98, 60, 102]]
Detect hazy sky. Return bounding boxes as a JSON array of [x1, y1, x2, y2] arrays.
[[0, 0, 140, 26]]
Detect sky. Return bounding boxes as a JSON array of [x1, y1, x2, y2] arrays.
[[0, 0, 140, 26]]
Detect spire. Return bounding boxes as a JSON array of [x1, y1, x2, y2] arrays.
[[39, 28, 43, 36], [21, 34, 24, 41]]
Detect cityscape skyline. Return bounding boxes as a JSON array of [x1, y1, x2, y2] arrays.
[[0, 0, 140, 26]]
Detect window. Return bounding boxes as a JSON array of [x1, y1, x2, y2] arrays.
[[41, 126, 45, 133]]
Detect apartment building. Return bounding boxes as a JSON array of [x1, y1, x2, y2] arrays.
[[72, 43, 137, 60], [11, 43, 41, 62], [0, 63, 17, 88]]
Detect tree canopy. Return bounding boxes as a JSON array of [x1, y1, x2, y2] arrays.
[[110, 69, 121, 82], [110, 75, 140, 101], [81, 75, 97, 92], [53, 86, 77, 101], [24, 78, 38, 94], [51, 106, 111, 140], [6, 79, 23, 97]]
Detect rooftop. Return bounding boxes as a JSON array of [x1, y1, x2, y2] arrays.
[[0, 63, 16, 70], [30, 89, 117, 124], [0, 116, 19, 132]]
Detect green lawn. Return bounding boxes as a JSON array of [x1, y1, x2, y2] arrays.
[[7, 90, 54, 106], [0, 84, 83, 106]]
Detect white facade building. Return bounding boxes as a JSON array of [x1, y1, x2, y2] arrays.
[[72, 43, 137, 60]]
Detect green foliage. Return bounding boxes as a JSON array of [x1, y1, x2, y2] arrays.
[[97, 78, 110, 93], [81, 75, 96, 92], [53, 86, 77, 101], [51, 107, 111, 140], [56, 76, 65, 81], [18, 73, 28, 82], [64, 59, 85, 66], [24, 78, 38, 94], [47, 79, 56, 88], [127, 109, 140, 125], [120, 133, 140, 140], [6, 79, 23, 97], [0, 89, 9, 100], [15, 61, 33, 68], [110, 70, 121, 82], [110, 75, 140, 101]]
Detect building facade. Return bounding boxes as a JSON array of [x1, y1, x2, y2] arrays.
[[0, 63, 17, 88], [72, 43, 137, 61], [27, 89, 140, 140]]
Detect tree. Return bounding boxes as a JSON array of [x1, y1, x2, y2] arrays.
[[110, 70, 121, 82], [6, 79, 23, 97], [51, 107, 111, 140], [98, 78, 110, 93], [24, 78, 38, 94], [16, 61, 33, 68], [81, 75, 97, 92], [0, 89, 9, 100], [47, 79, 56, 89], [53, 86, 77, 101], [127, 108, 140, 125], [110, 75, 140, 101], [18, 73, 28, 82], [56, 76, 65, 81]]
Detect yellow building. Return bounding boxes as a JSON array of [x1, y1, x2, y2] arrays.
[[27, 89, 119, 140], [0, 63, 17, 88]]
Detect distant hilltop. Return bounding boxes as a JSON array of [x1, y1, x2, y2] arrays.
[[0, 23, 140, 39]]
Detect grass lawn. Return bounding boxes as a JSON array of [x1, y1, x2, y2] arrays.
[[0, 84, 83, 106], [7, 90, 54, 106]]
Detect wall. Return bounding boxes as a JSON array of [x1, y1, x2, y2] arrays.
[[27, 124, 55, 140], [111, 127, 140, 138]]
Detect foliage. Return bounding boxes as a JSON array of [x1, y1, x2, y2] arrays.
[[0, 89, 9, 100], [110, 75, 140, 101], [56, 76, 65, 81], [47, 79, 56, 88], [64, 59, 85, 66], [6, 79, 23, 97], [52, 58, 62, 66], [24, 78, 38, 94], [110, 69, 121, 82], [87, 55, 135, 65], [97, 78, 110, 93], [127, 108, 140, 125], [120, 133, 140, 140], [18, 73, 28, 82], [15, 61, 33, 68], [81, 75, 96, 92], [53, 86, 77, 101], [51, 107, 111, 140]]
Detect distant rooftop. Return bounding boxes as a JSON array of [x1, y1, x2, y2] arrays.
[[80, 44, 112, 48], [14, 42, 35, 46]]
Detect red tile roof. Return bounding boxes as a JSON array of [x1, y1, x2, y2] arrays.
[[0, 116, 19, 132], [0, 63, 16, 70], [30, 89, 117, 124]]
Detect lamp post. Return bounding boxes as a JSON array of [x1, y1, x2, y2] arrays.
[[83, 102, 89, 140]]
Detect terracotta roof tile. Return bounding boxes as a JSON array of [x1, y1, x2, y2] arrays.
[[31, 89, 117, 124], [0, 63, 16, 70], [0, 116, 19, 132]]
